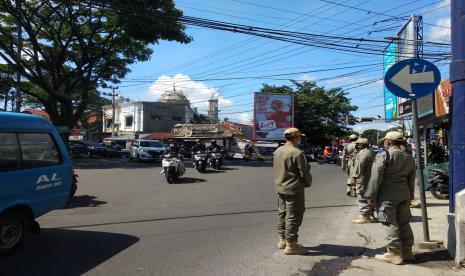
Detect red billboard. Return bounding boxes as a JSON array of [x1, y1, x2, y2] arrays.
[[253, 93, 294, 141]]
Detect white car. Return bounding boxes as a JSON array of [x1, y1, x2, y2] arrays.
[[129, 139, 166, 162]]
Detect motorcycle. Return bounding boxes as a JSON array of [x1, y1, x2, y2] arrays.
[[208, 149, 223, 170], [428, 168, 449, 200], [316, 153, 340, 165], [193, 151, 208, 173], [162, 153, 185, 184]]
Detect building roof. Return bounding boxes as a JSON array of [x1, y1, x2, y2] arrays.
[[142, 132, 174, 140], [173, 123, 244, 139], [158, 88, 190, 104]]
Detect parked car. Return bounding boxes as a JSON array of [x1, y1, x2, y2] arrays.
[[129, 139, 166, 162], [84, 141, 107, 158], [69, 140, 88, 157], [0, 112, 74, 255]]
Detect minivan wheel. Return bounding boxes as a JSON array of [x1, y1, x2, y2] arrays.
[[0, 213, 28, 256]]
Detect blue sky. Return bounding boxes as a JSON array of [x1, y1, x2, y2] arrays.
[[113, 0, 451, 133]]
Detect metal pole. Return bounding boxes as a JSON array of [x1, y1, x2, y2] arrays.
[[410, 14, 431, 242], [111, 87, 116, 137], [14, 1, 22, 113], [412, 99, 430, 241], [423, 126, 428, 167], [450, 0, 465, 212]]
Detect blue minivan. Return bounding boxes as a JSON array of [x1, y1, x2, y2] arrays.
[[0, 112, 74, 255]]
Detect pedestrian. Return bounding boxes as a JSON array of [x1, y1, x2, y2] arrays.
[[273, 127, 312, 255], [351, 138, 375, 224], [364, 131, 416, 265], [341, 134, 359, 196]]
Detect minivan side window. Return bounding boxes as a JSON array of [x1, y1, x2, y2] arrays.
[[0, 133, 19, 171], [18, 133, 60, 168]]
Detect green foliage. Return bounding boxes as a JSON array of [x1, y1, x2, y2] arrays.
[[260, 81, 358, 145], [0, 0, 190, 128], [427, 143, 446, 164], [362, 129, 380, 144]]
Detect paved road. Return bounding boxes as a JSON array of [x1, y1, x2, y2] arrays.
[[1, 159, 373, 276]]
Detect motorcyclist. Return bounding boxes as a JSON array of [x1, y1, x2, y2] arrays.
[[165, 139, 181, 157], [207, 139, 221, 153], [192, 139, 206, 153], [162, 139, 184, 173]]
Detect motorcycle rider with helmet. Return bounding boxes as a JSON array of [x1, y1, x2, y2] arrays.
[[192, 139, 206, 154]]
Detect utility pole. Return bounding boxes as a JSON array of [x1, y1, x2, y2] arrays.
[[409, 15, 432, 243], [103, 87, 119, 137], [450, 0, 465, 212], [14, 0, 22, 113]]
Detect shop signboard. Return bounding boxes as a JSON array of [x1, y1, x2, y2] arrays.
[[434, 79, 452, 117], [253, 93, 294, 141], [384, 41, 398, 121]]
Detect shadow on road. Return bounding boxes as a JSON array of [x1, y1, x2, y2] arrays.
[[59, 204, 357, 229], [173, 177, 207, 184], [64, 195, 107, 209], [73, 158, 160, 170], [0, 228, 139, 276]]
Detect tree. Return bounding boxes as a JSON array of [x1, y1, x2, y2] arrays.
[[0, 64, 14, 111], [362, 129, 380, 144], [260, 81, 357, 145], [0, 0, 190, 130]]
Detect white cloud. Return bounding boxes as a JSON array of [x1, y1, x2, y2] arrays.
[[149, 74, 233, 110], [324, 76, 353, 85], [239, 112, 252, 124], [428, 17, 451, 42], [298, 74, 315, 82]]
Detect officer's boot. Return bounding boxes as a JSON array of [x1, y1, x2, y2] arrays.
[[375, 248, 403, 265], [277, 238, 286, 250], [284, 241, 308, 255], [352, 214, 371, 224], [401, 245, 415, 261]]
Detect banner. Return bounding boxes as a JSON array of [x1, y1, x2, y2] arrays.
[[435, 79, 452, 117], [254, 93, 293, 140], [384, 41, 397, 121]]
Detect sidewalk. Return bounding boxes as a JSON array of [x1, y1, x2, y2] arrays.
[[339, 193, 463, 276]]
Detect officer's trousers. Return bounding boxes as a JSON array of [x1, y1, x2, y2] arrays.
[[277, 192, 305, 242], [378, 200, 414, 251], [356, 184, 373, 215]]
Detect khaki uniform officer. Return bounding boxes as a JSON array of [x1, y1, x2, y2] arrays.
[[365, 131, 416, 265], [342, 134, 359, 196], [274, 127, 312, 255], [351, 138, 375, 224]]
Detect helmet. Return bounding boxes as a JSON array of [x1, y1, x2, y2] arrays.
[[349, 134, 359, 140], [168, 139, 175, 144], [211, 139, 217, 144], [325, 146, 331, 149], [196, 139, 201, 143]]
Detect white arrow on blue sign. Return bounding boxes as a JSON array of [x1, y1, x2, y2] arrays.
[[384, 58, 441, 99]]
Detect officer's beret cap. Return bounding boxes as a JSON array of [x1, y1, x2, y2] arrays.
[[284, 127, 301, 138], [381, 131, 404, 142], [356, 138, 369, 144]]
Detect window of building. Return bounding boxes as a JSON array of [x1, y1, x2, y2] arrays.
[[0, 133, 19, 171], [172, 116, 182, 121], [18, 133, 60, 168], [106, 118, 113, 128], [125, 116, 133, 128]]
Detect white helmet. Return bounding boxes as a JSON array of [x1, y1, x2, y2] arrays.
[[349, 134, 359, 140]]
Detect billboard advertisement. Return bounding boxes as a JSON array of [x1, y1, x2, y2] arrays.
[[396, 16, 417, 117], [435, 79, 452, 117], [254, 93, 293, 141], [384, 41, 397, 121]]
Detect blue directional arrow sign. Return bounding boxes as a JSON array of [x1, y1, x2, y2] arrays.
[[384, 58, 441, 99]]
